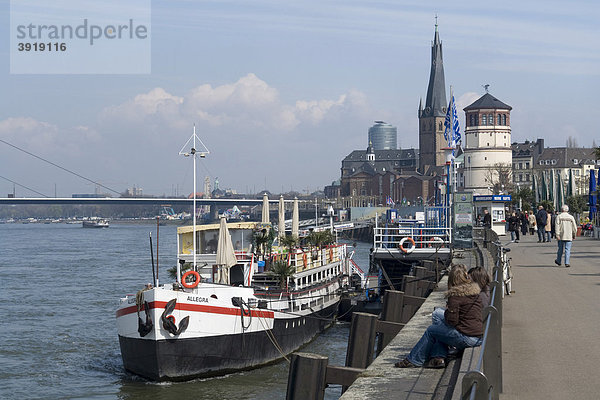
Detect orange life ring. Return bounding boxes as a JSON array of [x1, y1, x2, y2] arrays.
[[303, 253, 308, 267], [329, 247, 334, 260], [182, 270, 201, 288], [399, 237, 416, 254]]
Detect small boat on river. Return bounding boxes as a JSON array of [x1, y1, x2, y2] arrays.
[[82, 218, 109, 228]]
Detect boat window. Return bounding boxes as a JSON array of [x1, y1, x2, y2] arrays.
[[230, 229, 253, 251], [199, 230, 219, 253]]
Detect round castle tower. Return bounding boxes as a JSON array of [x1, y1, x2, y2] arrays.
[[462, 92, 513, 194]]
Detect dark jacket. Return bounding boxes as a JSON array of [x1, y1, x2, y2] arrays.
[[483, 213, 491, 227], [508, 215, 519, 232], [445, 282, 483, 337], [536, 209, 548, 226]]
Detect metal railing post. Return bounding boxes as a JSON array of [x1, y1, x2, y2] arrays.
[[483, 306, 502, 399]]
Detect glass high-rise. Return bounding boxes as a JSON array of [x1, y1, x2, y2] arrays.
[[368, 121, 397, 150]]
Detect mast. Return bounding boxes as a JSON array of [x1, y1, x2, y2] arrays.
[[179, 125, 210, 276]]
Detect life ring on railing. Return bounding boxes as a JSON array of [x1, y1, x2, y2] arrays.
[[181, 270, 201, 288], [303, 253, 308, 267], [329, 247, 334, 260], [399, 237, 416, 254]]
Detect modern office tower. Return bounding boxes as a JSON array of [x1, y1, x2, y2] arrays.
[[368, 121, 397, 150]]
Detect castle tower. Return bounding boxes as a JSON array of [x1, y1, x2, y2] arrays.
[[418, 22, 447, 173], [462, 92, 513, 194]]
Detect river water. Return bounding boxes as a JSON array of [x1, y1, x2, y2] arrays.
[[0, 223, 371, 400]]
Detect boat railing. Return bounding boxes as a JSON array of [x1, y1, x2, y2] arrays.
[[286, 245, 344, 273], [374, 226, 452, 250]]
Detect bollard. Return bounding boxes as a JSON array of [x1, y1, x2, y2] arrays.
[[345, 313, 378, 369], [286, 352, 329, 400], [376, 290, 405, 353]]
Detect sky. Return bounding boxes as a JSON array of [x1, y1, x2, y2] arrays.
[[1, 0, 599, 198]]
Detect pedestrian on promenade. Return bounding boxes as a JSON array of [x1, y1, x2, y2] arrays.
[[508, 212, 520, 242], [520, 211, 529, 236], [554, 204, 577, 268], [395, 265, 483, 369], [536, 205, 548, 242], [545, 210, 552, 242], [528, 211, 537, 235], [483, 209, 491, 228], [551, 211, 557, 239]]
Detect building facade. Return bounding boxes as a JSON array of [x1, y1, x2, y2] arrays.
[[461, 93, 513, 194], [339, 142, 418, 204]]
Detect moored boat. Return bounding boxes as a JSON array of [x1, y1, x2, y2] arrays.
[[116, 219, 349, 381], [116, 128, 349, 381]]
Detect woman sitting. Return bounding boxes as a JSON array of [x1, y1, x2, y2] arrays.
[[395, 264, 484, 369]]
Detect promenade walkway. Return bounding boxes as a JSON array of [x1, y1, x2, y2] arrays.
[[500, 233, 600, 399]]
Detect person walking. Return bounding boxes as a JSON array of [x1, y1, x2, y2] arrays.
[[551, 211, 557, 239], [520, 211, 529, 236], [554, 205, 577, 267], [508, 211, 520, 242], [528, 211, 537, 235], [545, 211, 552, 242], [536, 205, 548, 242]]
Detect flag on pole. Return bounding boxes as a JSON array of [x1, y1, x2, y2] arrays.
[[443, 94, 461, 148]]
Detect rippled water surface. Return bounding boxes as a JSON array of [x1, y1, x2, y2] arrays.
[[0, 223, 371, 400]]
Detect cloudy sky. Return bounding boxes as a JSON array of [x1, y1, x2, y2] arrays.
[[1, 0, 599, 197]]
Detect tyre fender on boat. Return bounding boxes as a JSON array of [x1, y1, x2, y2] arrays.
[[181, 270, 201, 289], [429, 236, 444, 247], [399, 237, 416, 254]]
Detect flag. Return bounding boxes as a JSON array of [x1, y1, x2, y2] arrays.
[[443, 94, 461, 148]]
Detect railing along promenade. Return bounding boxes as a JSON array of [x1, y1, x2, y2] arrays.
[[286, 227, 508, 400], [458, 229, 505, 400]]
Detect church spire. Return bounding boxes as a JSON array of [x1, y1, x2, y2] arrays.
[[424, 21, 447, 117]]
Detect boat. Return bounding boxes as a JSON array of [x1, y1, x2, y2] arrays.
[[82, 218, 109, 228], [116, 128, 349, 381]]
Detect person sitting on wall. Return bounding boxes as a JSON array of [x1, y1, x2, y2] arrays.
[[395, 264, 483, 369]]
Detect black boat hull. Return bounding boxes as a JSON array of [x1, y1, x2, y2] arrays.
[[119, 303, 338, 381]]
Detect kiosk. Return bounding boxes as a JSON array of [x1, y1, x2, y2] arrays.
[[473, 195, 511, 236]]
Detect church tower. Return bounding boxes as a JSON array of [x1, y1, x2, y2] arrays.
[[418, 22, 447, 173]]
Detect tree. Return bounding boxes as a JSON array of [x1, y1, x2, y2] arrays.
[[595, 146, 600, 160], [484, 163, 513, 194], [268, 260, 296, 289], [510, 186, 534, 211], [565, 194, 588, 215], [279, 235, 298, 253], [305, 230, 336, 248], [539, 200, 554, 213]]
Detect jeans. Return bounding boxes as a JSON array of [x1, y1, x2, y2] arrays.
[[546, 231, 551, 242], [510, 230, 520, 241], [432, 307, 445, 324], [407, 319, 482, 366], [537, 227, 545, 241], [556, 240, 573, 265]]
